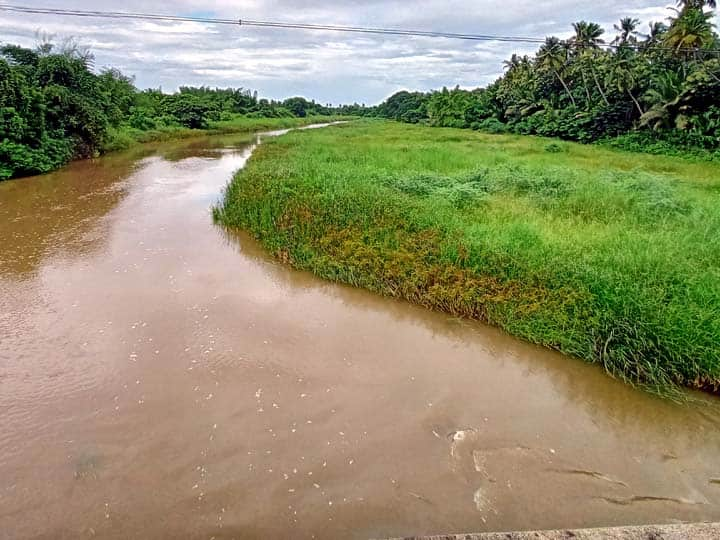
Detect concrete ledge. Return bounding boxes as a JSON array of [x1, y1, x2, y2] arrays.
[[382, 522, 720, 540]]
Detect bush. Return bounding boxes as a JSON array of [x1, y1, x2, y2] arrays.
[[475, 118, 507, 134]]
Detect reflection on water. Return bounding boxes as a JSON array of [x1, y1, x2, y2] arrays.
[[1, 128, 719, 540], [0, 157, 133, 278]]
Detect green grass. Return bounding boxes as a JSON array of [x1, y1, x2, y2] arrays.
[[103, 115, 352, 153], [216, 119, 720, 393]]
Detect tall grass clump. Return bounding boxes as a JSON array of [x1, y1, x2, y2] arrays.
[[216, 120, 720, 394]]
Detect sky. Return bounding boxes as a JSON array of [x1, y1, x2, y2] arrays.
[[0, 1, 680, 105]]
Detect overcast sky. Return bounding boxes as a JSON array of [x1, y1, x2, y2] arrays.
[[0, 1, 680, 105]]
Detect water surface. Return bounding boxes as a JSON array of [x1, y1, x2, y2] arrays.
[[1, 129, 719, 540]]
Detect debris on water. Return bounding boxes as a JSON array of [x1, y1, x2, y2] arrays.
[[408, 491, 433, 505], [598, 495, 707, 506], [448, 428, 478, 442], [710, 479, 720, 485], [551, 468, 628, 487], [473, 487, 491, 512], [473, 451, 488, 475]]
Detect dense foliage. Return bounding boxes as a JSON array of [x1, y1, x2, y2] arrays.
[[0, 41, 351, 180], [375, 2, 720, 156]]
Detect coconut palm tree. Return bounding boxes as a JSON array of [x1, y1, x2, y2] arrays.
[[676, 0, 716, 10], [639, 21, 669, 45], [665, 6, 716, 56], [569, 22, 609, 107], [606, 49, 646, 116], [537, 37, 577, 107], [612, 17, 641, 45], [571, 21, 606, 50], [503, 54, 522, 71]]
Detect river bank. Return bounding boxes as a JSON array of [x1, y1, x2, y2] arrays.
[[101, 115, 353, 153], [384, 522, 720, 540], [215, 120, 720, 393], [0, 116, 352, 182]]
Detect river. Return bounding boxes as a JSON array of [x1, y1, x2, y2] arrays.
[[1, 127, 719, 540]]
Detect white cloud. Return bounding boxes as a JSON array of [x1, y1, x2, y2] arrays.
[[0, 0, 687, 104]]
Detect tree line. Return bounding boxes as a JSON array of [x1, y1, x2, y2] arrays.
[[374, 1, 720, 157], [3, 2, 718, 180], [0, 39, 354, 180]]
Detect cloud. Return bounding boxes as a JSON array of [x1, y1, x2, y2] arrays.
[[0, 0, 682, 104]]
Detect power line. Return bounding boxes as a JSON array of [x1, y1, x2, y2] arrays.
[[0, 4, 545, 44], [0, 3, 719, 55]]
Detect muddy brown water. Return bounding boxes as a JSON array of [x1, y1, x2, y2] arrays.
[[1, 127, 720, 540]]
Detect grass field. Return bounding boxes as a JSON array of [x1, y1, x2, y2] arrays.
[[215, 120, 720, 393]]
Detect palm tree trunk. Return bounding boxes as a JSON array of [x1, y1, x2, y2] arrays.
[[554, 70, 577, 107], [580, 70, 592, 108], [591, 67, 610, 106], [628, 89, 644, 116]]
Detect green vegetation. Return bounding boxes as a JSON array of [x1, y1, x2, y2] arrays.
[[372, 1, 720, 158], [0, 40, 355, 180], [102, 115, 349, 153], [216, 121, 720, 393]]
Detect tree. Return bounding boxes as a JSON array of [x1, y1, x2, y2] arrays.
[[676, 0, 717, 9], [571, 21, 606, 49], [665, 6, 716, 58], [163, 93, 211, 129], [537, 37, 577, 107], [612, 17, 641, 46], [639, 21, 669, 47], [607, 48, 646, 116]]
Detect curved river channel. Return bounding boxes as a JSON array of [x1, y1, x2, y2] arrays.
[[1, 126, 720, 540]]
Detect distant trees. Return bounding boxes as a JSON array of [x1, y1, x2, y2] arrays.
[[376, 91, 428, 122], [0, 41, 354, 180], [375, 1, 720, 153]]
